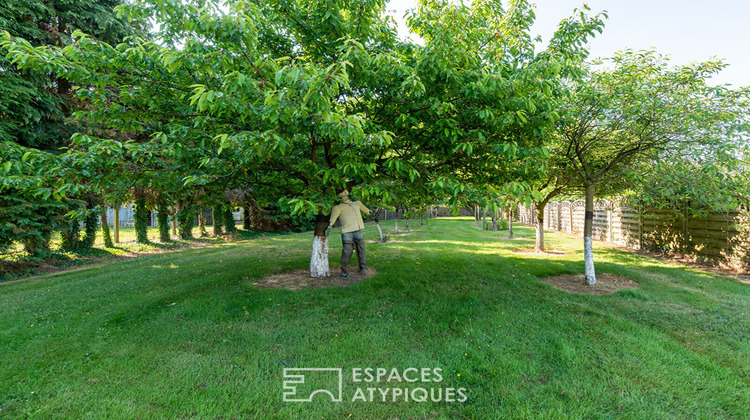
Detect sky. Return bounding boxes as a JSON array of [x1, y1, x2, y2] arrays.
[[385, 0, 750, 87]]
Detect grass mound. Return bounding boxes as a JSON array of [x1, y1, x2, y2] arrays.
[[542, 273, 639, 295], [252, 266, 377, 290]]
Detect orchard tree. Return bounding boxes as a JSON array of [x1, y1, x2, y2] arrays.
[[0, 0, 144, 254], [558, 50, 750, 285], [3, 0, 610, 276]]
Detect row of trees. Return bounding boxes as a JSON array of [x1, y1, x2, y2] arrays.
[[2, 0, 747, 282]]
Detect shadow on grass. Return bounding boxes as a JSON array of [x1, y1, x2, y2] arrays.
[[0, 231, 257, 282]]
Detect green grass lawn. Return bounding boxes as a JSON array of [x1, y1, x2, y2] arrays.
[[1, 218, 748, 418], [0, 225, 257, 281]]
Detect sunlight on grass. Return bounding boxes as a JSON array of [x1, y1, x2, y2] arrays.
[[0, 218, 747, 418]]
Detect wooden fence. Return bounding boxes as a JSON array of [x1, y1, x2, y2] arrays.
[[517, 200, 749, 271]]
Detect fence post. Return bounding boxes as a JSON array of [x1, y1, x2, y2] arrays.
[[639, 206, 644, 250], [569, 203, 574, 233], [113, 206, 120, 243]]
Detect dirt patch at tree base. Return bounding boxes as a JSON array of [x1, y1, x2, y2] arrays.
[[252, 266, 378, 290], [542, 273, 638, 295], [513, 248, 574, 255]]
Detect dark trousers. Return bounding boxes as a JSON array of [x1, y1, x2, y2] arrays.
[[341, 230, 366, 273]]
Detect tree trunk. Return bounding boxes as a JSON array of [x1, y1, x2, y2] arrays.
[[395, 215, 399, 234], [80, 209, 98, 249], [101, 211, 114, 248], [199, 214, 208, 237], [405, 217, 410, 232], [376, 220, 384, 242], [310, 214, 331, 277], [177, 204, 194, 240], [157, 204, 171, 242], [491, 212, 498, 231], [583, 183, 597, 285], [223, 206, 236, 233], [133, 196, 149, 244], [171, 206, 177, 237], [114, 206, 120, 243], [213, 206, 223, 235], [243, 204, 252, 230], [60, 218, 80, 250], [535, 204, 545, 252], [508, 206, 514, 239]]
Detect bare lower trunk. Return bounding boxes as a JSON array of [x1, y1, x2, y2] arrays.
[[310, 235, 331, 277], [405, 217, 410, 232], [536, 218, 544, 252], [376, 220, 384, 242], [584, 183, 597, 285], [171, 206, 177, 237], [395, 213, 399, 234], [508, 206, 514, 239], [491, 213, 498, 231], [310, 214, 331, 278], [535, 205, 545, 252]]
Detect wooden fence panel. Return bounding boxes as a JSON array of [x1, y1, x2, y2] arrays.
[[517, 201, 749, 270]]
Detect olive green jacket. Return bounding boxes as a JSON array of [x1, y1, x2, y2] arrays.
[[329, 201, 370, 233]]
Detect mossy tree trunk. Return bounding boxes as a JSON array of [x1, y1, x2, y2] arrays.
[[223, 205, 236, 233], [80, 209, 98, 249], [60, 219, 80, 251], [101, 210, 114, 248], [178, 204, 194, 240], [157, 197, 171, 242], [133, 195, 150, 244], [213, 206, 223, 235], [198, 213, 208, 237]]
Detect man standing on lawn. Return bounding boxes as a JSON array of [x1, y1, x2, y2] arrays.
[[326, 190, 370, 277]]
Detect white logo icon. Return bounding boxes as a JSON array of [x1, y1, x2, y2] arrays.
[[283, 368, 343, 402]]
